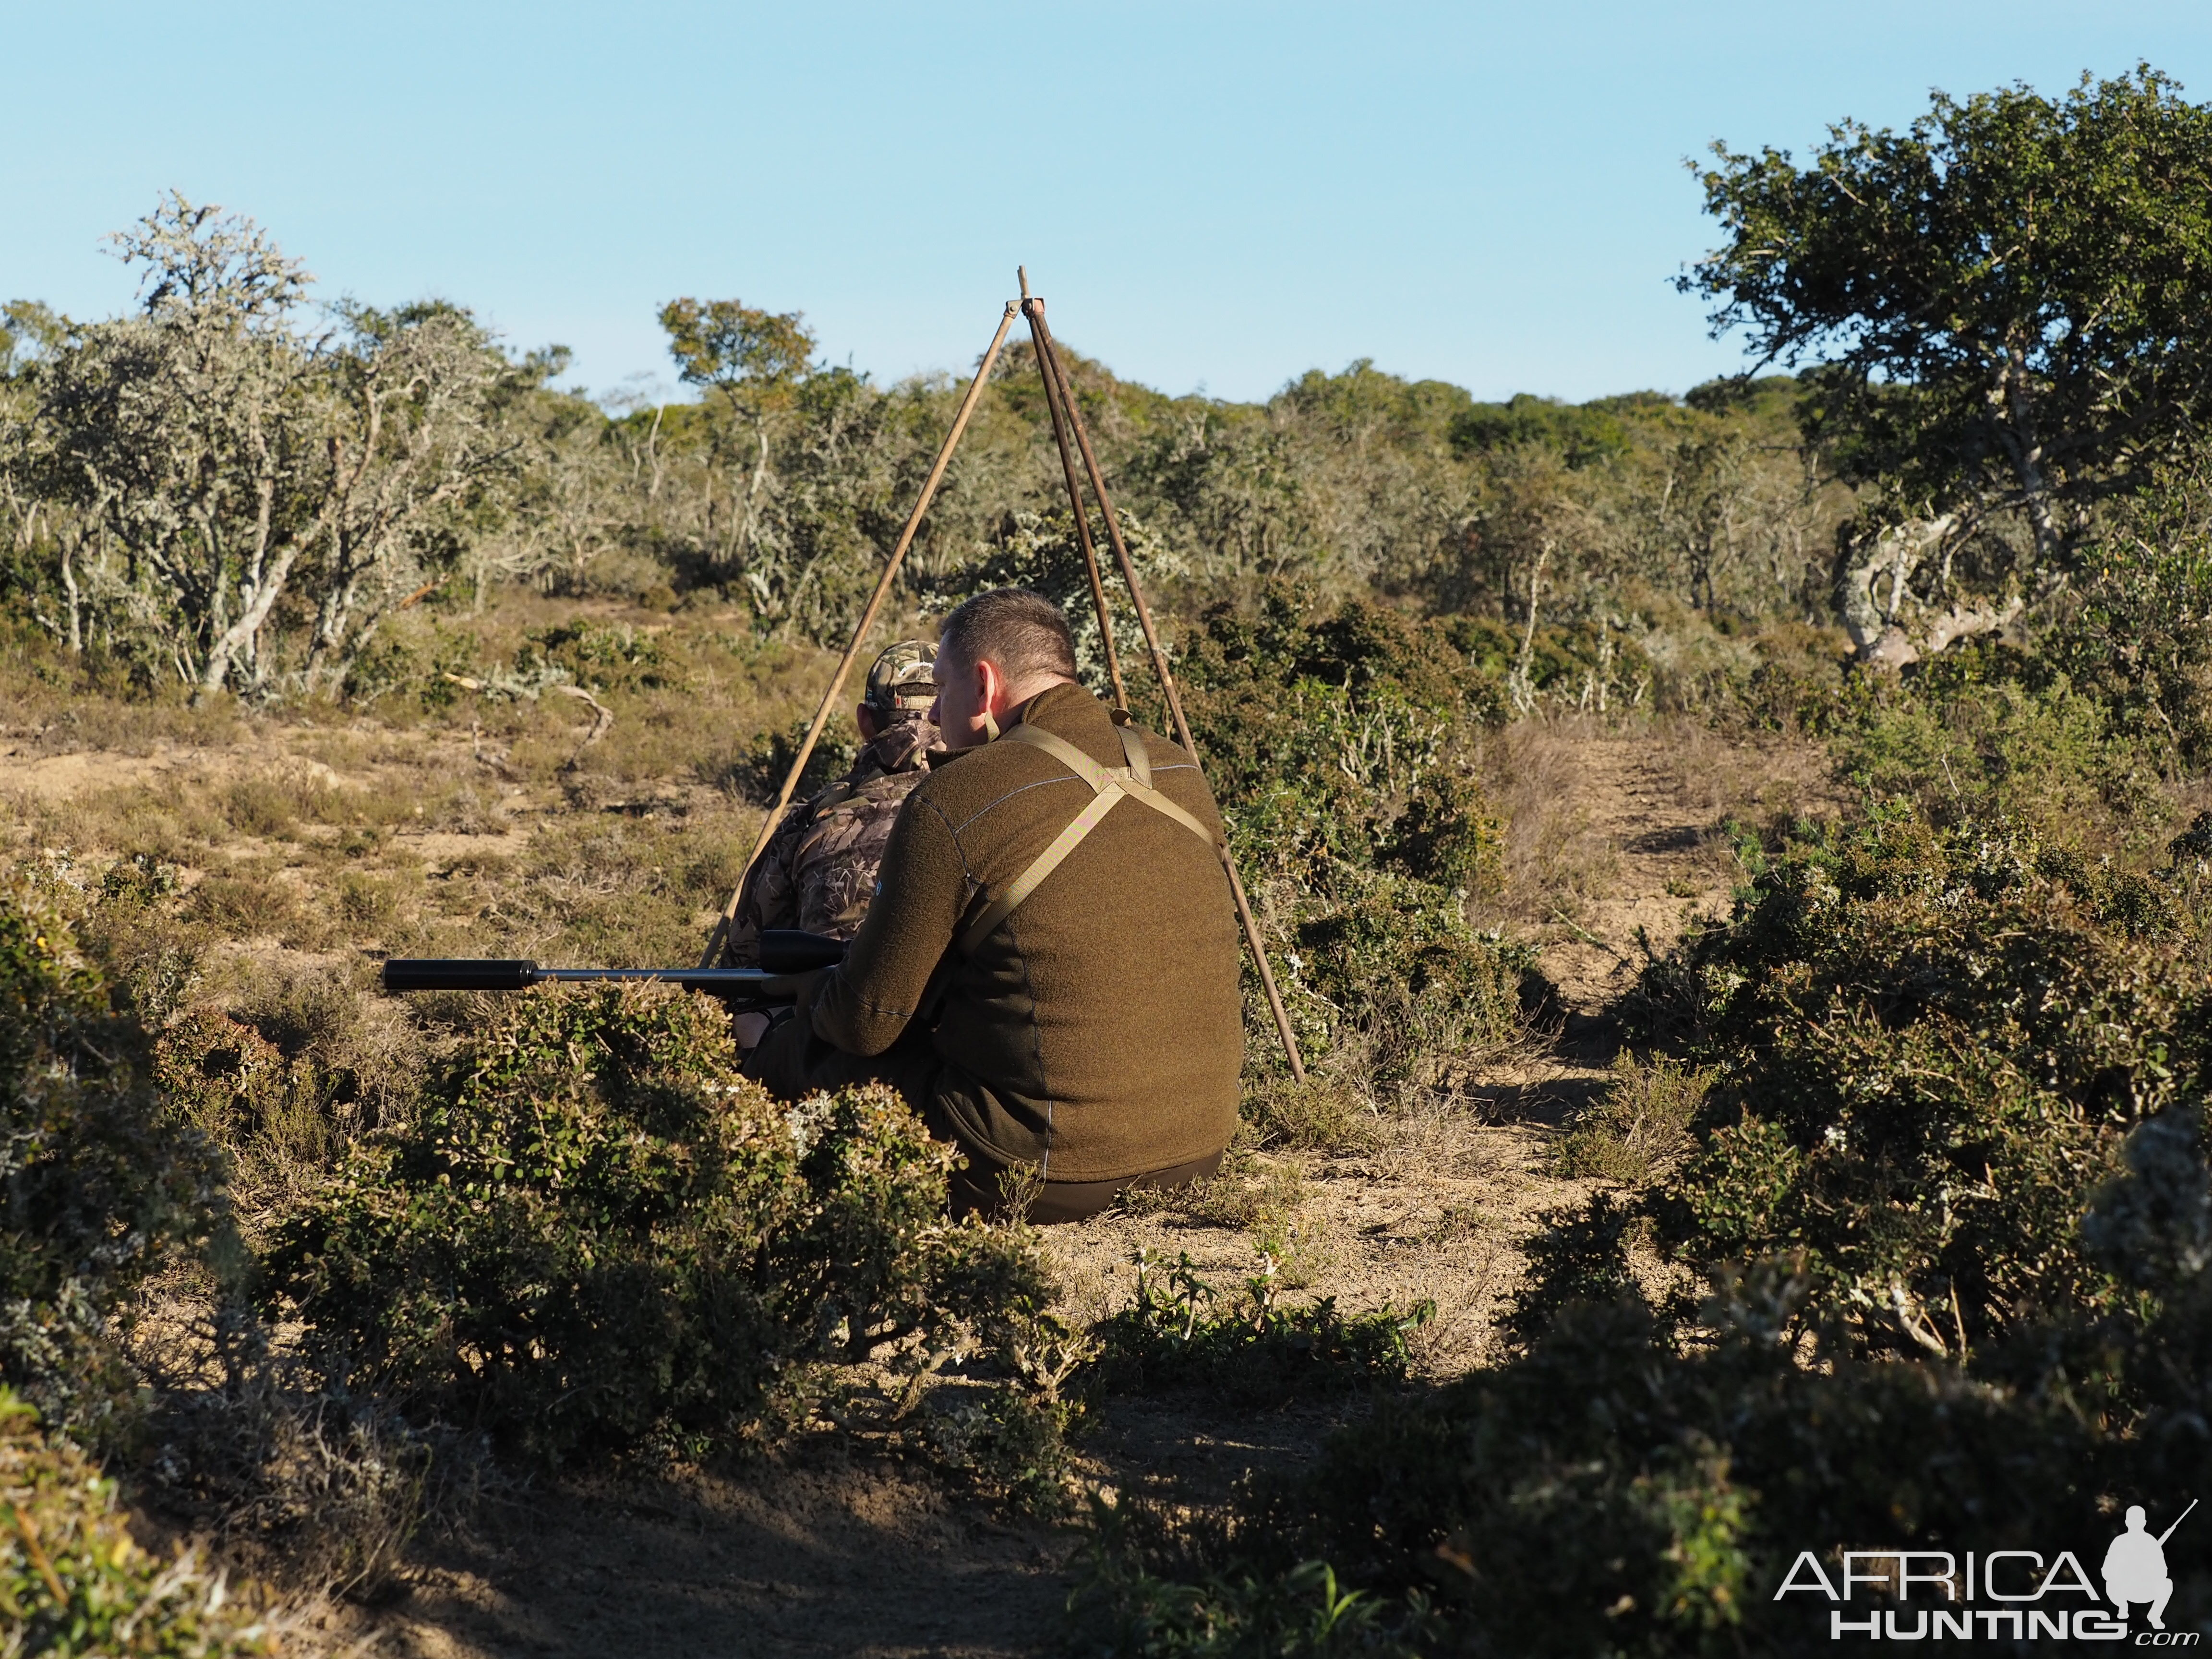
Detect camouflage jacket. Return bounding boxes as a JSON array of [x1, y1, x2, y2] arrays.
[[720, 717, 938, 966]]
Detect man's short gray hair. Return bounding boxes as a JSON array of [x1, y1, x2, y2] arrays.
[[937, 588, 1079, 685]]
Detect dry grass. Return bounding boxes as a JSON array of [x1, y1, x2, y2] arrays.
[[1553, 1053, 1715, 1184], [1242, 1075, 1383, 1154], [1475, 714, 1623, 929]]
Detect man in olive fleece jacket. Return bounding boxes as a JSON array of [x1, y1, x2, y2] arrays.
[[745, 589, 1243, 1221]]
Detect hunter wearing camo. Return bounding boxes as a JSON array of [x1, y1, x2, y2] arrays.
[[719, 640, 939, 967]]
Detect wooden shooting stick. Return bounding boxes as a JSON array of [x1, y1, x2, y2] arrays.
[[1019, 275, 1308, 1083], [699, 301, 1020, 968], [1020, 270, 1130, 712]]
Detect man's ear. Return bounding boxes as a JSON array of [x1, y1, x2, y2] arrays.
[[855, 703, 881, 742], [975, 655, 1006, 711]]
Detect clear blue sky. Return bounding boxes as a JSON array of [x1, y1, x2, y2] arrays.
[[9, 2, 2211, 406]]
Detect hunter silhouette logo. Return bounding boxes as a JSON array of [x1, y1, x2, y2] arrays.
[[1776, 1499, 2200, 1642], [2107, 1502, 2194, 1632]]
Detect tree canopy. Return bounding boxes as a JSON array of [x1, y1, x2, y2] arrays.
[[1685, 66, 2212, 573], [8, 195, 528, 694]]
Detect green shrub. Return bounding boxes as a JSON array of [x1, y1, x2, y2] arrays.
[[1554, 1054, 1713, 1184], [518, 619, 681, 693], [0, 1389, 281, 1656], [1168, 587, 1532, 1089], [732, 712, 858, 803], [1081, 1102, 2212, 1655], [1177, 589, 1503, 890], [2050, 462, 2212, 770], [1087, 1298, 2118, 1658], [0, 886, 226, 1442], [1082, 1094, 2212, 1653], [1070, 1530, 1407, 1659], [1625, 812, 2211, 1360], [1821, 656, 2147, 838], [265, 982, 1045, 1461], [1499, 1193, 1643, 1346], [1090, 1250, 1433, 1406]]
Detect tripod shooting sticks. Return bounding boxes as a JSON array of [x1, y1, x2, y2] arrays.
[[1021, 283, 1308, 1083]]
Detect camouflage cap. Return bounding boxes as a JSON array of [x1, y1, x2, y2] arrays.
[[863, 639, 938, 716]]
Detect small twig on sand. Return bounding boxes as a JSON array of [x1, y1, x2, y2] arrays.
[[1550, 906, 1626, 962]]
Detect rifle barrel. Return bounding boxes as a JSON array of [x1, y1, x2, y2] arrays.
[[2160, 1498, 2199, 1545], [381, 960, 810, 999]]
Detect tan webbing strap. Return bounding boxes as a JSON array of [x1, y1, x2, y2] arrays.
[[1000, 722, 1112, 788], [1119, 773, 1221, 847], [957, 721, 1220, 956], [958, 782, 1124, 954], [1116, 723, 1152, 789], [1109, 725, 1223, 846]]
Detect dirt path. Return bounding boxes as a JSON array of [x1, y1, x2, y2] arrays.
[[388, 1464, 1065, 1659], [1531, 739, 1737, 1021]]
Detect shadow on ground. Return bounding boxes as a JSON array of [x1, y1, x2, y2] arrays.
[[392, 1451, 1067, 1659], [1467, 1073, 1610, 1127]]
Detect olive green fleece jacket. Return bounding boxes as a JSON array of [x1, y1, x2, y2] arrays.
[[801, 682, 1243, 1183]]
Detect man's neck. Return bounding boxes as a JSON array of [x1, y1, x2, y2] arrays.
[[999, 676, 1078, 725]]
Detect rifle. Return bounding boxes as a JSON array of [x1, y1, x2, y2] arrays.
[[2160, 1499, 2198, 1545], [381, 929, 845, 1007]]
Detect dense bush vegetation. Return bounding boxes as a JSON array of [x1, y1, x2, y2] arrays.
[[265, 982, 1048, 1461], [1173, 588, 1534, 1092], [1089, 1250, 1433, 1406], [0, 1388, 282, 1656], [1, 189, 1851, 705], [16, 64, 2212, 1651], [0, 882, 226, 1443], [1640, 813, 2208, 1357]]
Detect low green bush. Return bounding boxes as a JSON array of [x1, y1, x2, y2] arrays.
[[0, 885, 227, 1443], [1177, 589, 1503, 889], [1553, 1054, 1712, 1184], [0, 1389, 282, 1657], [264, 981, 1046, 1461], [920, 1308, 1096, 1515], [1629, 811, 2210, 1360], [1089, 1250, 1433, 1406]]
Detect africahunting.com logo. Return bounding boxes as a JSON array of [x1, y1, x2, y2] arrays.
[[1777, 1500, 2197, 1643]]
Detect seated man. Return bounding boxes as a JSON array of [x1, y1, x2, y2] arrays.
[[720, 639, 939, 968], [746, 589, 1243, 1222]]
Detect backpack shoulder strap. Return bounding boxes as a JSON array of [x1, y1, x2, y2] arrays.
[[1112, 723, 1221, 848], [1115, 722, 1152, 789]]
